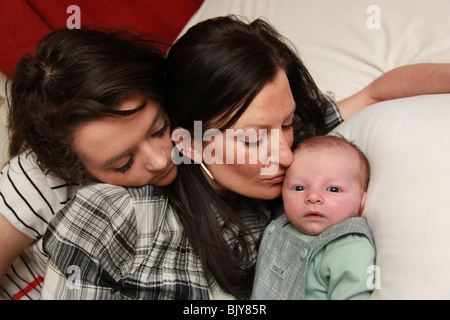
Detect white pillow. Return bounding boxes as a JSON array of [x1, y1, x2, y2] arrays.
[[333, 94, 450, 299]]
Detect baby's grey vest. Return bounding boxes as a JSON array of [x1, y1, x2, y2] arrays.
[[251, 216, 374, 300]]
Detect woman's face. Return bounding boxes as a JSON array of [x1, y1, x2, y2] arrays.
[[74, 94, 177, 187], [201, 69, 295, 199]]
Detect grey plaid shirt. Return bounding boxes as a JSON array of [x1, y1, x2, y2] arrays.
[[41, 183, 269, 300], [323, 92, 343, 130]]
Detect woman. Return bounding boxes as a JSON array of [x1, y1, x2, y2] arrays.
[[41, 16, 450, 299], [0, 27, 176, 299]]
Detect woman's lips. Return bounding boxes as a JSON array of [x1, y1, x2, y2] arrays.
[[262, 172, 285, 184]]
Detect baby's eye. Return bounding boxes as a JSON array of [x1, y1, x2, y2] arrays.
[[293, 186, 305, 191], [326, 186, 341, 193]]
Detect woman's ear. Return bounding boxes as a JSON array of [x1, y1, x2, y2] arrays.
[[171, 126, 203, 163]]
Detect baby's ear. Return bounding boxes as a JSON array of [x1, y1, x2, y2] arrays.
[[358, 191, 368, 217], [171, 126, 203, 163]]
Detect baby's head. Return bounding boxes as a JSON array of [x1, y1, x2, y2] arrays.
[[282, 135, 370, 235]]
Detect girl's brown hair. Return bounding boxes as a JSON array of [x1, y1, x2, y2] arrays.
[[7, 27, 166, 181]]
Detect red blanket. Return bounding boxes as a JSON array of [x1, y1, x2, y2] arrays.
[[0, 0, 203, 75]]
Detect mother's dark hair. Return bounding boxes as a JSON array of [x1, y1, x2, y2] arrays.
[[166, 16, 328, 139], [7, 27, 166, 181], [164, 16, 329, 298]]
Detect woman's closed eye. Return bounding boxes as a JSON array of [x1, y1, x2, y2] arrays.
[[239, 129, 266, 147], [152, 118, 170, 137], [282, 110, 296, 129], [244, 137, 264, 147]]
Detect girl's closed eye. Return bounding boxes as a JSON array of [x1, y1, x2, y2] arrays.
[[113, 153, 135, 174]]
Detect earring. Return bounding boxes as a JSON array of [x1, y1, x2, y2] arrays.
[[200, 162, 214, 180]]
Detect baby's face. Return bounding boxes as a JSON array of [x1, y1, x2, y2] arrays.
[[282, 146, 367, 235]]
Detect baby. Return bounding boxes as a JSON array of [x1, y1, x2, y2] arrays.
[[252, 135, 376, 300]]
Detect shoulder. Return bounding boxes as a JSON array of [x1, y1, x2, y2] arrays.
[[74, 182, 167, 214], [1, 150, 79, 196], [43, 182, 169, 280], [325, 233, 374, 253], [0, 151, 78, 238], [46, 182, 167, 250], [1, 151, 43, 185], [43, 183, 143, 268], [318, 232, 375, 274], [56, 182, 161, 227], [3, 151, 58, 183]]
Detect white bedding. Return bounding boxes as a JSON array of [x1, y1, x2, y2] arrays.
[[182, 0, 450, 100]]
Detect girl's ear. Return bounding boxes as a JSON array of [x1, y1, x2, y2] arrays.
[[171, 126, 203, 163]]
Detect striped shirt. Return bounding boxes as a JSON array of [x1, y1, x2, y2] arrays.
[[0, 151, 79, 300]]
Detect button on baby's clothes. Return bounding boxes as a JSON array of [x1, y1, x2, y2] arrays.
[[300, 248, 309, 260]]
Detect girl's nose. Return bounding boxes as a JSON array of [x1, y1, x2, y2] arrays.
[[141, 141, 171, 172]]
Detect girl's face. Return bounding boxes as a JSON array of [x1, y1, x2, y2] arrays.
[[199, 69, 296, 199], [74, 94, 177, 187]]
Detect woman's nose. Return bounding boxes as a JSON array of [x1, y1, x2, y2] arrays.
[[278, 132, 294, 168], [260, 130, 293, 175]]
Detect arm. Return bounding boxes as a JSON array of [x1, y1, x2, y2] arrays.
[[319, 235, 376, 300], [0, 214, 34, 299], [337, 63, 450, 120], [0, 153, 57, 299]]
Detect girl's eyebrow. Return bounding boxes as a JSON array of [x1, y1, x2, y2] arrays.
[[107, 100, 147, 116], [101, 106, 164, 169], [101, 148, 134, 169]]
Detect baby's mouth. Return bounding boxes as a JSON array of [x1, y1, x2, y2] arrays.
[[305, 211, 323, 219]]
